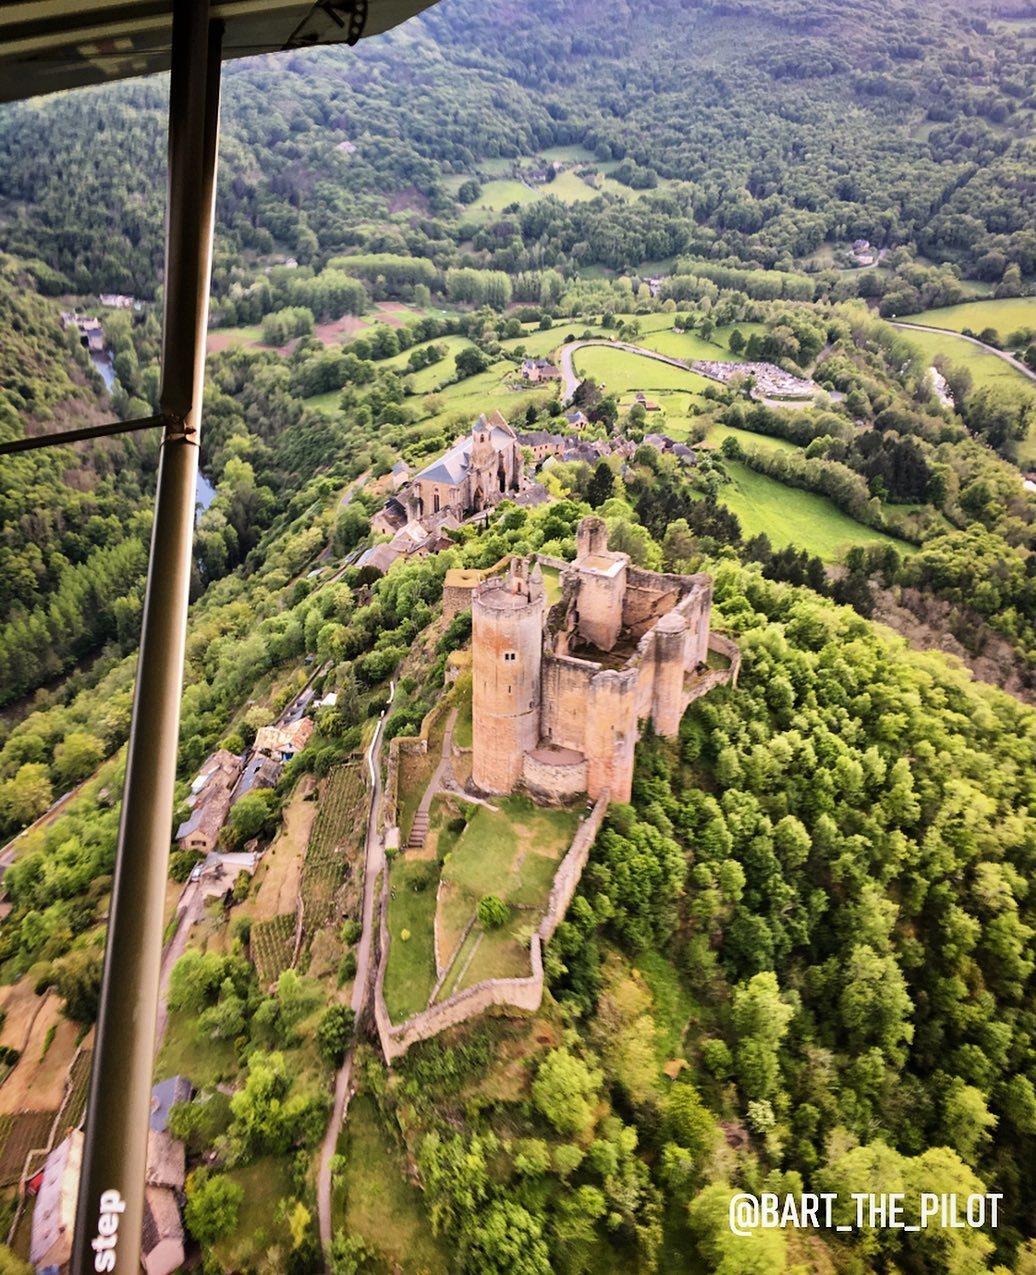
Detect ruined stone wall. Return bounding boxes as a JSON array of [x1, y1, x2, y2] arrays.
[[442, 584, 477, 622], [521, 752, 588, 801], [575, 564, 626, 651], [374, 795, 609, 1062], [540, 655, 595, 754]]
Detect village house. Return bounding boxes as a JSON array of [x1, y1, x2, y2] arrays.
[[520, 357, 559, 383], [30, 1085, 188, 1275], [253, 717, 314, 763], [389, 459, 410, 491], [175, 748, 243, 854], [516, 429, 568, 464], [98, 293, 136, 309], [562, 409, 589, 430]]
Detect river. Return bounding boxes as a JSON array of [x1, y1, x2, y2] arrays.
[[90, 350, 116, 390]]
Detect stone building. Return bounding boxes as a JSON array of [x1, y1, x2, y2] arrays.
[[471, 517, 727, 804], [406, 411, 526, 521]]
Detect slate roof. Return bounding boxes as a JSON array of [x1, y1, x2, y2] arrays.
[[415, 415, 516, 486], [150, 1075, 192, 1132]]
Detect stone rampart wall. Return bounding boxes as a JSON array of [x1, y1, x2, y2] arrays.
[[374, 794, 609, 1061]]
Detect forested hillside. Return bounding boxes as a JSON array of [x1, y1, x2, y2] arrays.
[[1, 0, 1033, 293]]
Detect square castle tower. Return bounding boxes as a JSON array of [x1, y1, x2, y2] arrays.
[[471, 516, 719, 804]]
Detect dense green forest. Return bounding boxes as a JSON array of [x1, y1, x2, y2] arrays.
[[1, 0, 1034, 294]]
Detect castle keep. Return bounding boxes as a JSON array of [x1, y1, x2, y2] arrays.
[[471, 516, 728, 804]]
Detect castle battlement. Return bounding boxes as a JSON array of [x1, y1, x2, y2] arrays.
[[470, 516, 728, 804]]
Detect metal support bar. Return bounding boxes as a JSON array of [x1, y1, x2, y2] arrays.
[[70, 3, 223, 1271], [0, 414, 166, 457]]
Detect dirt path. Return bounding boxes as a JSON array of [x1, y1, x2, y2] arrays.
[[316, 676, 396, 1258], [890, 321, 1036, 388]]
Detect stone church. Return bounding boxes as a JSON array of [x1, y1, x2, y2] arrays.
[[470, 517, 738, 804], [407, 410, 526, 521]]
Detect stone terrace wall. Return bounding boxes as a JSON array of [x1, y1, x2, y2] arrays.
[[374, 793, 609, 1061]]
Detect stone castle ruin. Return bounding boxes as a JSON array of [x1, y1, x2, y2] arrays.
[[471, 516, 736, 804]]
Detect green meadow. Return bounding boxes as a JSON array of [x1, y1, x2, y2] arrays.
[[717, 460, 912, 562], [904, 296, 1036, 339]]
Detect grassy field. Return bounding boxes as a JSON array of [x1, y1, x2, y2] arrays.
[[473, 179, 542, 211], [154, 1009, 238, 1088], [901, 326, 1034, 393], [420, 360, 553, 436], [571, 345, 714, 397], [704, 421, 801, 456], [429, 796, 580, 991], [333, 1094, 448, 1273], [904, 297, 1036, 339], [545, 170, 601, 203], [384, 859, 439, 1022], [213, 1157, 294, 1271], [718, 461, 911, 562]]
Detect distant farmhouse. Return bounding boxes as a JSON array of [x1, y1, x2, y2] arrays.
[[471, 516, 737, 804], [175, 748, 241, 854], [520, 357, 559, 383]]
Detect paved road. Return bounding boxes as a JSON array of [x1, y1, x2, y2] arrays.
[[558, 339, 692, 402], [890, 321, 1036, 388], [316, 676, 396, 1255]]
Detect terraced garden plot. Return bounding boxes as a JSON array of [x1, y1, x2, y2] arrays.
[[55, 1049, 92, 1131], [0, 1111, 55, 1185], [302, 762, 367, 930], [251, 912, 296, 985]]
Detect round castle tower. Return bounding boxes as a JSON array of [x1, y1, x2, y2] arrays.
[[471, 559, 545, 794]]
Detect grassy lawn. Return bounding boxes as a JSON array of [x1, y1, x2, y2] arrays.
[[572, 345, 714, 397], [154, 1010, 238, 1088], [718, 460, 911, 562], [213, 1157, 294, 1271], [546, 169, 601, 203], [334, 1094, 448, 1273], [384, 859, 439, 1022], [704, 421, 802, 456], [903, 297, 1036, 339], [441, 796, 578, 903], [429, 796, 580, 994], [473, 179, 542, 211]]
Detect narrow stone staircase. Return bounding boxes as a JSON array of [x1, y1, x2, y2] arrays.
[[408, 810, 429, 849]]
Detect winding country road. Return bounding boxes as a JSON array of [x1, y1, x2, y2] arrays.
[[890, 321, 1036, 388], [316, 676, 396, 1256], [558, 339, 693, 401]]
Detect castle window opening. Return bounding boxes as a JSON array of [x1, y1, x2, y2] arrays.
[[504, 651, 516, 662], [433, 491, 440, 513]]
